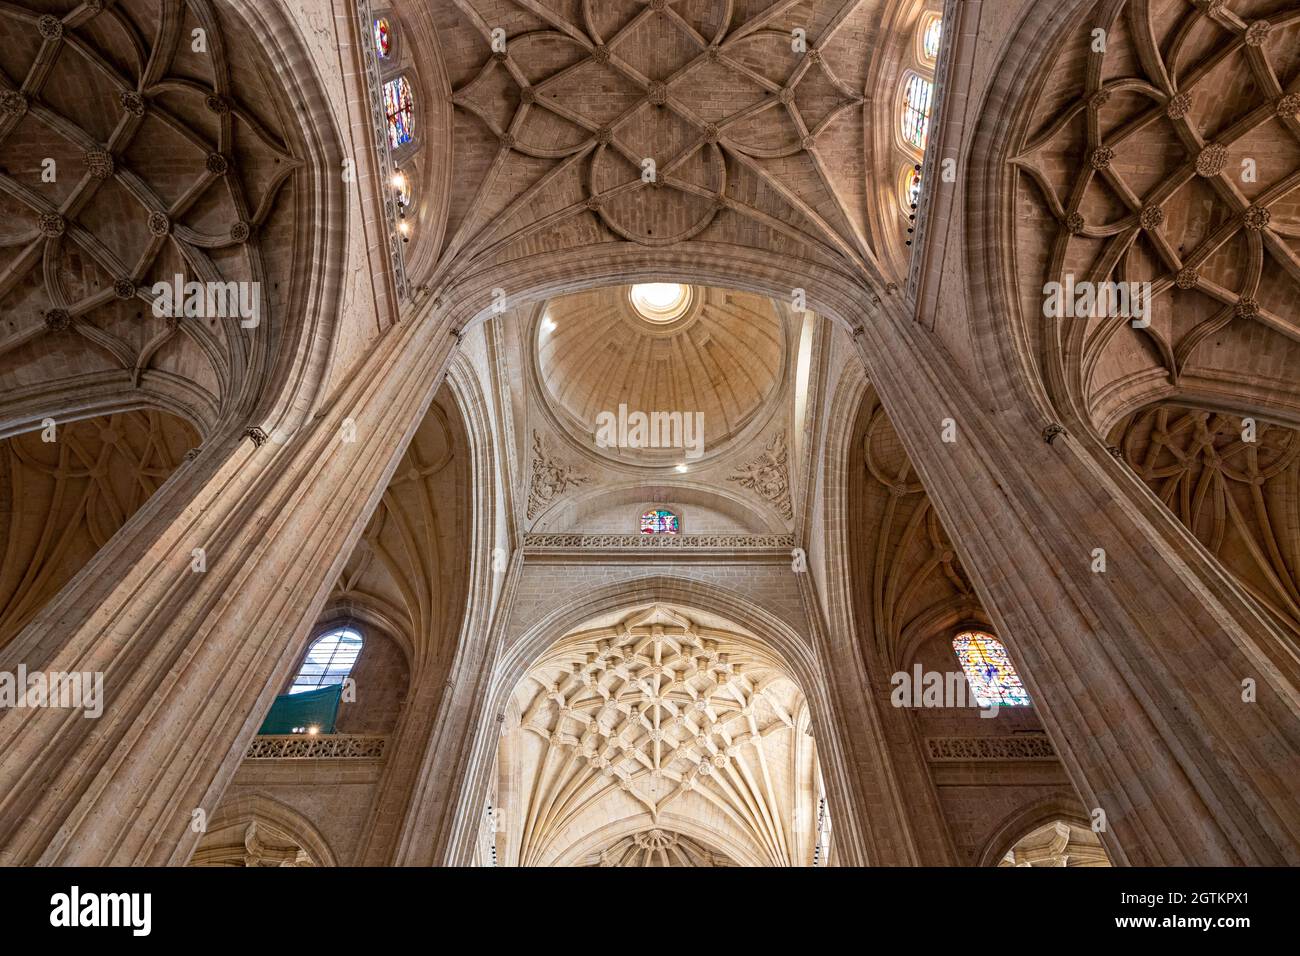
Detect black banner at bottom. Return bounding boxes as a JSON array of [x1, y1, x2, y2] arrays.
[[0, 865, 1280, 943]]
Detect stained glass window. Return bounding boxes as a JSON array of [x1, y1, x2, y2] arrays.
[[383, 76, 415, 149], [904, 165, 922, 209], [291, 627, 363, 694], [901, 73, 933, 152], [640, 508, 680, 535], [953, 630, 1030, 707], [921, 17, 942, 62], [373, 17, 392, 59]]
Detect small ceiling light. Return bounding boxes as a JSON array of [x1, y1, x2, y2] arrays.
[[397, 221, 412, 242], [306, 725, 320, 735], [675, 463, 688, 473], [542, 317, 557, 333], [390, 171, 407, 191]]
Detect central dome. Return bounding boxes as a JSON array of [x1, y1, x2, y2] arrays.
[[535, 285, 786, 467]]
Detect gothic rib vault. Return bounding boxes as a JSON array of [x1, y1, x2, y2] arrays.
[[0, 0, 314, 436], [1009, 0, 1300, 424], [391, 0, 912, 302], [495, 605, 823, 867]]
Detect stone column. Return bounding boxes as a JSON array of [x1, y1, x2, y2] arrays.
[[0, 307, 458, 866], [852, 305, 1300, 866], [799, 576, 960, 865], [352, 669, 455, 865], [366, 357, 517, 867], [384, 553, 522, 867]]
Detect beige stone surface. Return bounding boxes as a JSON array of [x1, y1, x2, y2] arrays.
[[0, 0, 1296, 868]]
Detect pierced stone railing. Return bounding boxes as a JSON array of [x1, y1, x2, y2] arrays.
[[245, 734, 387, 760], [523, 533, 795, 550], [925, 734, 1056, 761]]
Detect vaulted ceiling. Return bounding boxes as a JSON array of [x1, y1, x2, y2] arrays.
[[397, 0, 902, 294], [329, 388, 470, 671], [494, 604, 824, 867], [0, 408, 197, 645], [1109, 402, 1300, 639], [1011, 0, 1300, 426], [0, 0, 309, 432], [848, 386, 980, 671]]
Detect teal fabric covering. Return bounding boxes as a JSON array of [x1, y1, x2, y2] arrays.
[[257, 684, 343, 735]]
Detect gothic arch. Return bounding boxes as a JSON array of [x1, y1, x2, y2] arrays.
[[847, 385, 982, 672], [317, 596, 416, 669], [437, 242, 876, 343], [965, 0, 1094, 425], [493, 577, 825, 699], [286, 613, 411, 693], [490, 601, 829, 866], [895, 601, 993, 674], [806, 350, 961, 867], [346, 349, 509, 866], [976, 796, 1098, 869], [326, 390, 470, 674], [217, 0, 350, 435], [192, 792, 338, 867], [547, 813, 762, 868], [444, 573, 873, 865]]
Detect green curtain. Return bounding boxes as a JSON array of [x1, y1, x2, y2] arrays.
[[257, 684, 343, 735]]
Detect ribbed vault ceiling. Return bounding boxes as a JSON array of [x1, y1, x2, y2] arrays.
[[1011, 0, 1300, 421], [0, 0, 305, 430], [496, 604, 822, 868], [399, 0, 894, 290]]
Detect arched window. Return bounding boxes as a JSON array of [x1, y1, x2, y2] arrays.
[[382, 76, 415, 148], [291, 627, 363, 694], [640, 508, 680, 535], [920, 15, 942, 64], [953, 630, 1030, 707], [373, 17, 392, 59], [900, 73, 934, 152]]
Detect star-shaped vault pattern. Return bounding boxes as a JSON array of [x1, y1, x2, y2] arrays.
[[430, 0, 882, 284]]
